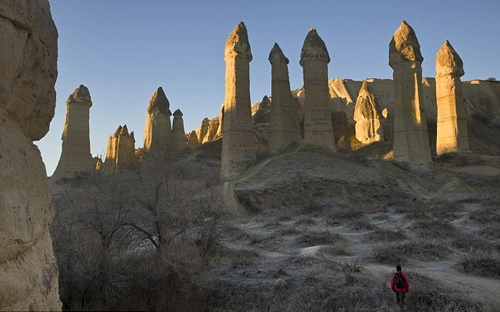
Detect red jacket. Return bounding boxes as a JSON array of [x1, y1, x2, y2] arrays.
[[390, 270, 409, 293]]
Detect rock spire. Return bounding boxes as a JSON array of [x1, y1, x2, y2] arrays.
[[268, 43, 301, 154], [389, 21, 431, 164], [102, 125, 136, 173], [0, 0, 61, 309], [52, 84, 95, 179], [300, 27, 336, 151], [435, 40, 469, 155], [353, 81, 384, 144], [220, 22, 256, 180], [169, 109, 187, 155], [143, 87, 171, 157]]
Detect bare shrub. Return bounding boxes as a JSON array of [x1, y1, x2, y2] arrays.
[[372, 240, 451, 264], [456, 254, 500, 277], [348, 218, 377, 231], [324, 205, 364, 224], [469, 206, 500, 225], [411, 219, 458, 240], [451, 234, 495, 254], [406, 272, 484, 311], [364, 228, 407, 243]]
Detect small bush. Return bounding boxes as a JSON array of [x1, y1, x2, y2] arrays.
[[372, 241, 451, 264], [364, 228, 406, 243], [456, 254, 500, 277]]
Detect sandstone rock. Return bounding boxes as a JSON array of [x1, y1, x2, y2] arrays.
[[268, 43, 301, 154], [187, 130, 200, 147], [353, 81, 384, 144], [143, 87, 171, 157], [0, 0, 61, 309], [169, 109, 186, 155], [102, 125, 136, 173], [221, 22, 256, 180], [197, 118, 210, 144], [436, 40, 469, 155], [52, 85, 94, 179], [300, 27, 336, 151], [389, 21, 432, 164], [381, 108, 394, 142], [205, 116, 221, 143]]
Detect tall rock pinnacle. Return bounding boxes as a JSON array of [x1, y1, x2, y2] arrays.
[[52, 84, 95, 179], [300, 27, 336, 151], [389, 21, 431, 164], [268, 43, 301, 154], [435, 40, 469, 155], [221, 22, 256, 180], [143, 87, 171, 157], [169, 109, 187, 155]]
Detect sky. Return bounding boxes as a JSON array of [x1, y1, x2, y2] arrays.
[[37, 0, 500, 176]]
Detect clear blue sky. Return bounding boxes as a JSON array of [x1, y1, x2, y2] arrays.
[[38, 0, 500, 176]]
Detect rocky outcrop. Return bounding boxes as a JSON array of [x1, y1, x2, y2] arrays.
[[52, 85, 94, 179], [389, 21, 432, 164], [143, 87, 171, 157], [102, 125, 136, 173], [169, 109, 186, 155], [300, 27, 336, 151], [436, 40, 469, 155], [381, 108, 394, 142], [353, 81, 384, 144], [221, 22, 256, 180], [268, 43, 301, 154], [187, 130, 200, 147], [197, 117, 210, 144], [0, 0, 61, 310]]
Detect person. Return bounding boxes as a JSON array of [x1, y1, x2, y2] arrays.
[[390, 264, 409, 311]]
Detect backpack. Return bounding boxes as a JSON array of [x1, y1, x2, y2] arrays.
[[394, 273, 405, 288]]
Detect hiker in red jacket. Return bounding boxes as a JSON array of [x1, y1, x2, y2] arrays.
[[390, 264, 409, 311]]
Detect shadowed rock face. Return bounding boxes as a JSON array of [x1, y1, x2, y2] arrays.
[[354, 81, 383, 144], [170, 109, 186, 155], [221, 22, 256, 180], [268, 43, 301, 154], [300, 27, 336, 151], [52, 85, 94, 179], [143, 87, 171, 156], [436, 40, 469, 155], [0, 0, 61, 310], [389, 21, 431, 164]]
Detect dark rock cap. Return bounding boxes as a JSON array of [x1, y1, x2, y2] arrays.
[[225, 22, 252, 61], [300, 27, 330, 66], [67, 84, 92, 107], [147, 87, 171, 115], [173, 109, 183, 117], [389, 20, 423, 67], [269, 42, 289, 64]]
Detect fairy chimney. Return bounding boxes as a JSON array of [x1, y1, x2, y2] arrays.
[[353, 81, 384, 144], [220, 22, 256, 180], [52, 85, 94, 179], [143, 87, 171, 157], [0, 0, 61, 310], [169, 109, 187, 155], [389, 21, 432, 163], [268, 43, 301, 154], [435, 40, 469, 155], [102, 125, 135, 173], [300, 27, 336, 151]]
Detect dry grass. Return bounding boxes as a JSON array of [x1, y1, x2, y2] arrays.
[[456, 254, 500, 277], [372, 240, 451, 264]]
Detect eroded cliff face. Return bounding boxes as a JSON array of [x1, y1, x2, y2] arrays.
[[0, 0, 61, 310]]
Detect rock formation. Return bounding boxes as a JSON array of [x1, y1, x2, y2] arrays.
[[353, 81, 384, 144], [143, 87, 171, 157], [52, 85, 94, 179], [197, 117, 210, 144], [205, 117, 221, 143], [0, 0, 61, 310], [382, 108, 394, 142], [389, 21, 432, 163], [435, 40, 469, 155], [300, 27, 336, 151], [102, 125, 136, 173], [268, 43, 301, 154], [187, 130, 200, 147], [220, 22, 256, 180], [169, 109, 187, 155]]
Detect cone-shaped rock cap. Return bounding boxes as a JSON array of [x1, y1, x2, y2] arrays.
[[113, 125, 123, 136], [173, 109, 183, 117], [147, 87, 171, 115], [389, 21, 423, 68], [67, 84, 92, 107], [436, 40, 464, 77], [225, 22, 252, 61], [300, 27, 330, 66], [269, 42, 289, 64], [120, 124, 129, 136]]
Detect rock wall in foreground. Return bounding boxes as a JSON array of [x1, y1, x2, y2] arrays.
[[0, 0, 61, 310]]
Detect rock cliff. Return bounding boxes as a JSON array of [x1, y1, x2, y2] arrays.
[[0, 0, 61, 310]]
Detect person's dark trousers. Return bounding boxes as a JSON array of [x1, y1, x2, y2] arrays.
[[395, 292, 405, 310]]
